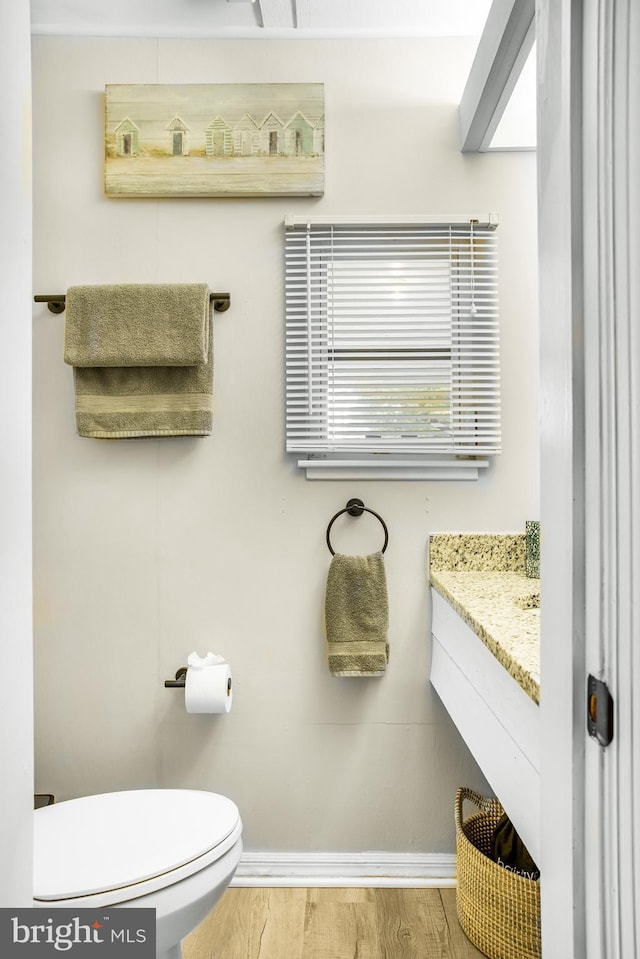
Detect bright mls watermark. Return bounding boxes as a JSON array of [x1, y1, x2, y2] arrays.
[[0, 909, 155, 957]]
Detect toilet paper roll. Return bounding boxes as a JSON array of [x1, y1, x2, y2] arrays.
[[185, 663, 233, 714]]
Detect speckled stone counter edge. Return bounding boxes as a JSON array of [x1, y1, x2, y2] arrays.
[[429, 534, 540, 704], [429, 532, 526, 572]]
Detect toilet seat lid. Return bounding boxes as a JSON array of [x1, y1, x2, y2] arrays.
[[34, 789, 241, 901]]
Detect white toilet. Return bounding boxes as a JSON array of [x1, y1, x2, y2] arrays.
[[33, 789, 243, 959]]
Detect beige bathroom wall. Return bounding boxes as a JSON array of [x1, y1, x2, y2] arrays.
[[31, 36, 538, 854]]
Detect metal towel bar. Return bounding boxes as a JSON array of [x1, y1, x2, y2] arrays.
[[34, 292, 231, 314]]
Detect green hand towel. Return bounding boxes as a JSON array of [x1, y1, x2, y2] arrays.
[[64, 284, 210, 367], [325, 552, 389, 677], [72, 319, 213, 439]]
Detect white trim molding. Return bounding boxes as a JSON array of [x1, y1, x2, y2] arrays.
[[284, 213, 499, 229], [256, 0, 294, 29], [582, 2, 640, 957], [297, 458, 490, 481], [537, 1, 587, 956], [459, 0, 535, 152], [232, 852, 456, 888]]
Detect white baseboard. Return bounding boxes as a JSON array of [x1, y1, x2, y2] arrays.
[[232, 852, 456, 888]]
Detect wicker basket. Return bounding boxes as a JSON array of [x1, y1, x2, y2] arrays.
[[455, 787, 541, 959]]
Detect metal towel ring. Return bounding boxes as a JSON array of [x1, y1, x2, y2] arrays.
[[326, 498, 389, 555]]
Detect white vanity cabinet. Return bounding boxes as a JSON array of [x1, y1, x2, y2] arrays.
[[430, 587, 541, 865]]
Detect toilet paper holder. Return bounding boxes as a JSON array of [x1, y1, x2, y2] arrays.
[[164, 667, 232, 696], [164, 667, 188, 688]]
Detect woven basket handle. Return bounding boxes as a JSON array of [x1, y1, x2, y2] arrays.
[[455, 786, 502, 833]]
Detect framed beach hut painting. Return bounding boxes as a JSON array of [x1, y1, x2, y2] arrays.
[[104, 83, 324, 198]]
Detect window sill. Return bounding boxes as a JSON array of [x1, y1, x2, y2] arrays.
[[296, 457, 491, 481]]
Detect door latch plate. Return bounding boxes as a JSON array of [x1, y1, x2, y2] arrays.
[[587, 674, 614, 746]]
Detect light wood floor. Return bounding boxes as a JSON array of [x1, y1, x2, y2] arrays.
[[183, 887, 484, 959]]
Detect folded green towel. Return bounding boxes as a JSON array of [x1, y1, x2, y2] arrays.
[[325, 552, 389, 677], [64, 284, 210, 367], [72, 319, 213, 439]]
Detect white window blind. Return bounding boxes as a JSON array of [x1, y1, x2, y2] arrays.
[[285, 216, 500, 478]]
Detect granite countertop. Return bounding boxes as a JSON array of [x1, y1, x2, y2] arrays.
[[429, 533, 540, 704]]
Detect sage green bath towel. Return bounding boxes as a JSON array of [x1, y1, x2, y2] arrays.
[[72, 328, 213, 438], [64, 284, 210, 367], [325, 552, 389, 677], [64, 283, 213, 438]]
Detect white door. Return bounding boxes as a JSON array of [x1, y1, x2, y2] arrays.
[[581, 1, 640, 957], [538, 1, 640, 957]]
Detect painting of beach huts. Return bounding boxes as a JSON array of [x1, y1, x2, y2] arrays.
[[105, 83, 324, 197]]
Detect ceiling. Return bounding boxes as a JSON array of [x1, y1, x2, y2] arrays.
[[30, 0, 493, 38], [29, 0, 534, 151]]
